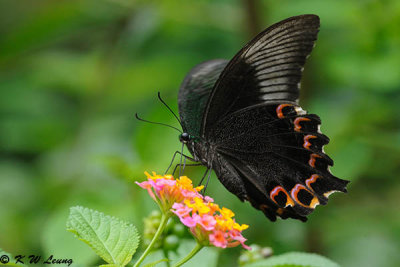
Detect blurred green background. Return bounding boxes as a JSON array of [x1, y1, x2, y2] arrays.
[[1, 0, 399, 266]]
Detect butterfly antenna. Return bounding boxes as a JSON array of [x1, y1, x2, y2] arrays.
[[157, 92, 183, 128], [135, 113, 182, 133]]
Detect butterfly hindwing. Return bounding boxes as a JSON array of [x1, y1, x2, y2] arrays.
[[212, 104, 348, 220]]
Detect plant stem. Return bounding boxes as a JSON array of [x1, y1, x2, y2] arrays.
[[242, 0, 262, 37], [163, 249, 171, 267], [172, 242, 203, 267], [133, 213, 171, 267]]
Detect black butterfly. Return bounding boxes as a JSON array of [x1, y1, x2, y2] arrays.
[[166, 14, 349, 222]]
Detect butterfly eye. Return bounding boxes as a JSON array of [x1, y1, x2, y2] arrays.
[[179, 133, 191, 143]]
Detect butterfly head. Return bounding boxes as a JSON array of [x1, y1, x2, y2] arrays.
[[179, 132, 198, 144]]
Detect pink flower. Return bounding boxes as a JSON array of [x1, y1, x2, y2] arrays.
[[136, 181, 156, 200], [172, 203, 192, 218], [204, 196, 214, 203], [181, 189, 200, 199], [181, 215, 197, 228], [198, 214, 216, 231], [209, 231, 228, 248]]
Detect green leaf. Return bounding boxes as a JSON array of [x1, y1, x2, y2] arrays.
[[243, 252, 340, 267], [66, 206, 140, 266]]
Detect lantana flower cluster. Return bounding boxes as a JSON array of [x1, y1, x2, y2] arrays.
[[136, 172, 250, 250]]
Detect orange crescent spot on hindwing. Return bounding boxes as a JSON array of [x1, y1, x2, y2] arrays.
[[276, 104, 292, 119], [303, 135, 317, 149], [305, 174, 320, 191], [291, 184, 320, 209], [309, 153, 322, 167], [294, 117, 311, 132], [270, 186, 294, 207], [309, 197, 320, 209], [276, 208, 284, 215]]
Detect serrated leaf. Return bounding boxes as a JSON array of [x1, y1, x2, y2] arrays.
[[66, 206, 140, 266], [243, 252, 340, 267]]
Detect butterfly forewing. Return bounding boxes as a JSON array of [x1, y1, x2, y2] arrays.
[[178, 59, 228, 136], [201, 15, 320, 135]]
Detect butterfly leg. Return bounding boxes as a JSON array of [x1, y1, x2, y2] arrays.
[[171, 163, 202, 177], [198, 166, 212, 194], [198, 168, 209, 186], [201, 168, 212, 195], [178, 143, 185, 178], [164, 150, 196, 174]]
